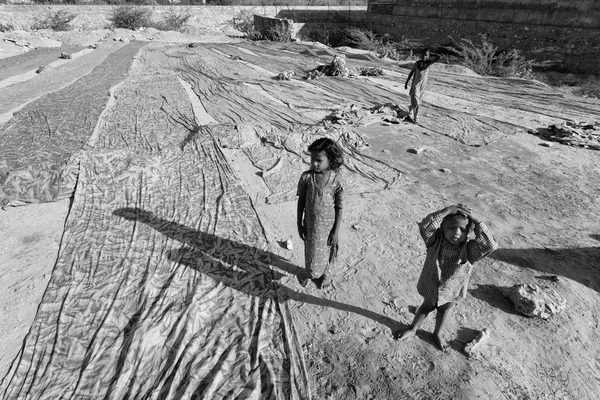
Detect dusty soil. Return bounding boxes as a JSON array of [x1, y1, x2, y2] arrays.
[[1, 27, 599, 399]]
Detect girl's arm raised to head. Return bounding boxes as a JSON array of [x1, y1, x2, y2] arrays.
[[466, 221, 498, 263]]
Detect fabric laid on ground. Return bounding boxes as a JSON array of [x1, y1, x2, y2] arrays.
[[0, 43, 127, 120], [169, 43, 410, 203], [221, 42, 520, 146], [0, 45, 84, 82], [531, 121, 600, 150], [0, 41, 146, 207], [0, 144, 310, 399], [429, 73, 600, 123]]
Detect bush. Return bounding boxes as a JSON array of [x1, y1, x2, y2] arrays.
[[32, 11, 77, 31], [445, 35, 552, 79], [266, 23, 292, 42], [109, 5, 152, 30], [342, 27, 412, 61], [231, 10, 262, 40], [0, 22, 14, 32], [153, 7, 191, 31]]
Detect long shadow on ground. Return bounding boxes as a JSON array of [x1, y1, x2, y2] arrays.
[[113, 208, 404, 335], [489, 247, 600, 294]]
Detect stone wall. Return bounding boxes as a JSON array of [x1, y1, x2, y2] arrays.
[[366, 0, 600, 74]]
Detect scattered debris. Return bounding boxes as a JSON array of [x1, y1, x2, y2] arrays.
[[534, 121, 600, 150], [503, 283, 566, 319], [187, 42, 198, 48], [35, 65, 45, 74], [358, 66, 384, 77], [407, 148, 424, 154], [464, 328, 491, 358], [278, 70, 295, 81], [304, 55, 384, 80], [59, 52, 72, 60], [439, 168, 452, 173], [230, 54, 242, 61]]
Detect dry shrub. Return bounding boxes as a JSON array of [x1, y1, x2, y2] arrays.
[[32, 10, 77, 31], [342, 27, 412, 61], [109, 5, 152, 30], [266, 23, 292, 42], [153, 7, 191, 31], [231, 10, 262, 40], [445, 34, 552, 79], [0, 22, 14, 32]]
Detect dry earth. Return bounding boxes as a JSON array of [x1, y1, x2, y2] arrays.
[[1, 26, 599, 400]]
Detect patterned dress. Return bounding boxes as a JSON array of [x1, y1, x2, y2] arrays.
[[408, 61, 430, 120], [416, 210, 498, 306], [297, 170, 344, 279]]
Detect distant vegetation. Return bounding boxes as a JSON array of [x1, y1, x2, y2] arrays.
[[8, 0, 368, 5], [32, 10, 78, 30]]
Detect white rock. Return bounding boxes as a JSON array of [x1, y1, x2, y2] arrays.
[[504, 283, 566, 320], [464, 328, 490, 358]]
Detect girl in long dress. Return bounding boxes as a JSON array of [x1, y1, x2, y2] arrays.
[[296, 138, 344, 289]]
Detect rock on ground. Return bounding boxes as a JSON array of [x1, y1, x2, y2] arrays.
[[503, 283, 566, 319]]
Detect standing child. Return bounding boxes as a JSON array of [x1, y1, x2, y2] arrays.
[[297, 138, 344, 289], [396, 204, 498, 351], [404, 49, 440, 124]]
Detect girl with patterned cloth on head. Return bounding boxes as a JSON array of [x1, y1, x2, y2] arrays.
[[297, 138, 344, 289], [396, 204, 498, 351]]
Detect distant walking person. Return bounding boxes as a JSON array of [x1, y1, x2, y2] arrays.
[[395, 204, 498, 351], [297, 138, 344, 289], [404, 49, 440, 124]]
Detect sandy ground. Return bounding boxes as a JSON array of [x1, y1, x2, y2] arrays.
[[1, 27, 600, 399]]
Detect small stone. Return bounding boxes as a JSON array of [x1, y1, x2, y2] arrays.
[[59, 52, 71, 59], [465, 328, 490, 358], [539, 142, 553, 147], [35, 65, 45, 74], [88, 44, 97, 49], [392, 298, 403, 308], [351, 224, 360, 230], [382, 122, 392, 126], [503, 283, 566, 320], [439, 168, 451, 173], [381, 149, 390, 153], [407, 148, 423, 154], [285, 238, 293, 250]]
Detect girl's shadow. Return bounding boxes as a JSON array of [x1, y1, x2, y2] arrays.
[[113, 207, 404, 334]]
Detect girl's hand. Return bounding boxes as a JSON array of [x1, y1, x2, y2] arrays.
[[298, 225, 306, 241], [327, 230, 339, 247]]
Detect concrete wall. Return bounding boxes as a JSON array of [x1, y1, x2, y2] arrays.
[[366, 0, 600, 74]]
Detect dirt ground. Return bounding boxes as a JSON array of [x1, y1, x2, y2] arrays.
[[1, 27, 600, 400]]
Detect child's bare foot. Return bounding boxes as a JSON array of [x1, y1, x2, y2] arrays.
[[315, 275, 332, 289], [433, 333, 450, 352], [297, 275, 309, 287], [395, 328, 416, 342]]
